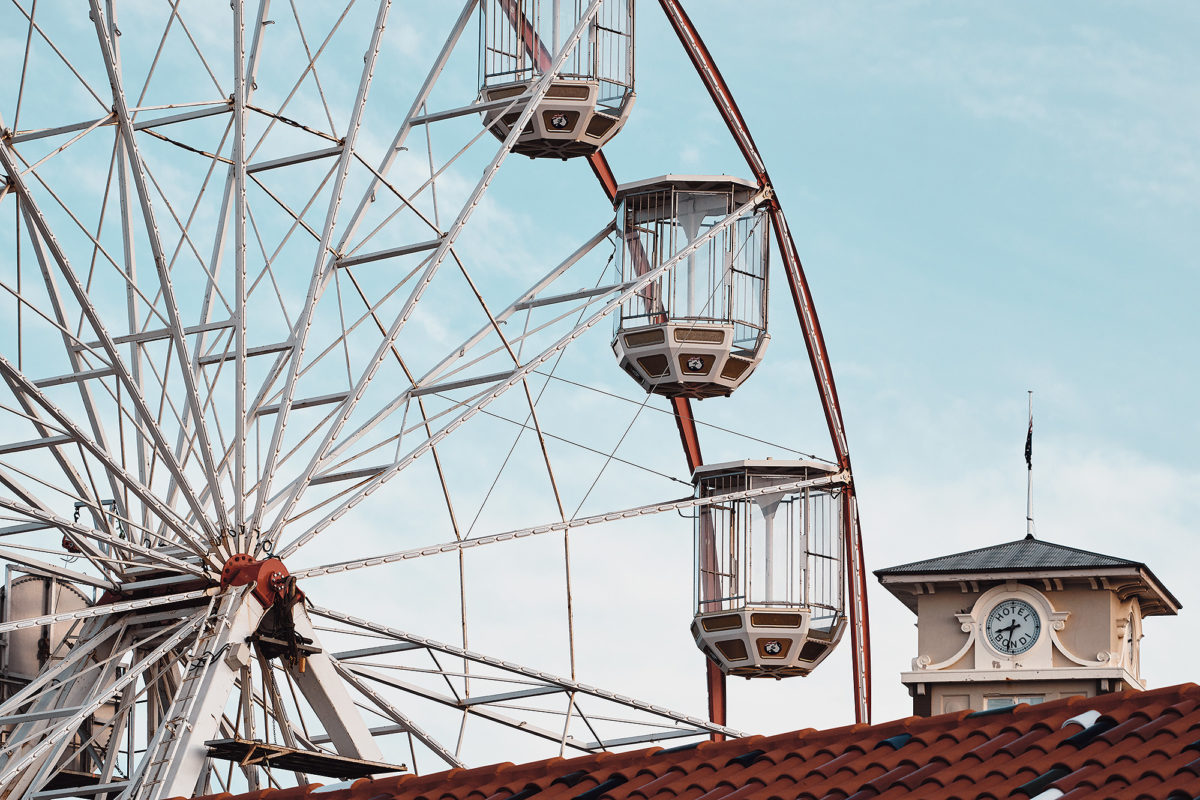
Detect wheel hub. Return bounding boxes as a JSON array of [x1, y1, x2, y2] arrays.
[[220, 554, 315, 667], [219, 552, 296, 607]]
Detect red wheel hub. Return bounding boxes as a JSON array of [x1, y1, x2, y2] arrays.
[[220, 554, 299, 607]]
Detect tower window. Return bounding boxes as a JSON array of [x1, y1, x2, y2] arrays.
[[985, 695, 1044, 710]]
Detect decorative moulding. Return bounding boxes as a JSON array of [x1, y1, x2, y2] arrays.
[[912, 583, 1114, 673]]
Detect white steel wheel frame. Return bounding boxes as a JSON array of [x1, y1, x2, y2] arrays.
[[0, 1, 845, 798]]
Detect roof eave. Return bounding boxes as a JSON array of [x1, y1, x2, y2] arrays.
[[877, 565, 1180, 616]]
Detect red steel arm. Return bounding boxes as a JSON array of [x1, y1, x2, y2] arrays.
[[591, 128, 728, 736], [588, 151, 705, 480], [589, 148, 724, 732], [497, 5, 726, 732], [498, 0, 554, 71], [657, 0, 872, 723], [668, 391, 725, 738]]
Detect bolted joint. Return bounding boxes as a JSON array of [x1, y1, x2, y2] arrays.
[[219, 554, 301, 608]]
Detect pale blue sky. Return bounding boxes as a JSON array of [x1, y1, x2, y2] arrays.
[[0, 0, 1197, 764], [590, 1, 1200, 728]]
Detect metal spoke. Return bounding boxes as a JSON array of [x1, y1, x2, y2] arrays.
[[277, 191, 764, 556], [89, 1, 231, 538], [293, 472, 847, 581], [0, 145, 218, 546], [0, 494, 205, 578], [0, 354, 211, 555], [6, 0, 110, 110], [331, 660, 464, 769], [310, 605, 742, 738], [0, 612, 203, 793], [249, 0, 397, 536]]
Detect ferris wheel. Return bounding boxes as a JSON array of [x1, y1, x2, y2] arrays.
[[0, 1, 870, 798]]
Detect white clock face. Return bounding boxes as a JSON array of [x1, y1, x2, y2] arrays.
[[985, 598, 1041, 655]]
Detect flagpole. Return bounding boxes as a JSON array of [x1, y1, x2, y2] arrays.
[[1026, 390, 1034, 538]]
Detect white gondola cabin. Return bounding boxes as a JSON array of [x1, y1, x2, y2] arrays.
[[479, 0, 634, 159], [612, 176, 769, 399], [692, 460, 848, 678]]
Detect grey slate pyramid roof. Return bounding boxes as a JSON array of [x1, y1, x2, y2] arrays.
[[874, 535, 1138, 576], [875, 535, 1181, 615]]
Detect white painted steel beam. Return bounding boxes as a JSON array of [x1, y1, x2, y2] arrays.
[[197, 340, 292, 367], [293, 471, 848, 580], [0, 523, 52, 536], [31, 781, 130, 800], [0, 546, 117, 590], [0, 435, 73, 455], [284, 606, 384, 762], [277, 192, 769, 558], [512, 281, 634, 311], [73, 319, 234, 352], [31, 368, 115, 388], [310, 605, 743, 739], [0, 588, 211, 635], [308, 464, 387, 486], [0, 708, 84, 726], [255, 391, 350, 417], [407, 96, 527, 126], [263, 0, 611, 549], [129, 591, 263, 800], [334, 237, 445, 269], [306, 723, 406, 745], [578, 728, 704, 750], [247, 145, 344, 174], [331, 642, 423, 660], [8, 104, 230, 145], [460, 685, 562, 707], [411, 369, 515, 397]]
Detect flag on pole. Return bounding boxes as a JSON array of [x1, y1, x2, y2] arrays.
[[1025, 417, 1033, 469]]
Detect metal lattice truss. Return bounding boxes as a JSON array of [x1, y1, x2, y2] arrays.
[[0, 0, 865, 797]]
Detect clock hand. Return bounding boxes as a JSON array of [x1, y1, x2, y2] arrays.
[[997, 619, 1019, 648]]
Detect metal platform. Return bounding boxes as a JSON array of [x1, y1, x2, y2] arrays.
[[205, 738, 406, 779]]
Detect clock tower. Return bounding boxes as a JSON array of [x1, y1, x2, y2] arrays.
[[875, 534, 1180, 716]]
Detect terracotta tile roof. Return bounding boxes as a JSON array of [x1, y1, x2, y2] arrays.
[[189, 683, 1200, 800]]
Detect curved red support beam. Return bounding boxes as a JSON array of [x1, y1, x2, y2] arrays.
[[591, 149, 724, 736], [497, 1, 724, 732], [657, 0, 872, 723], [587, 152, 621, 203]]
